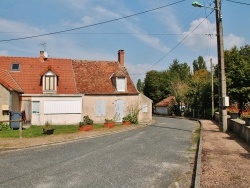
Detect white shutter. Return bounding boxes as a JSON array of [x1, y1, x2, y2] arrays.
[[44, 100, 82, 114], [96, 100, 106, 116], [117, 77, 125, 91]]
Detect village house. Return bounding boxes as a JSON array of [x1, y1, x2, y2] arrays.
[[0, 50, 152, 125]]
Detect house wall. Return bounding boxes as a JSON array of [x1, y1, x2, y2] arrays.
[[82, 95, 140, 123], [155, 106, 169, 115], [30, 95, 83, 125], [138, 93, 152, 123], [0, 84, 10, 122]]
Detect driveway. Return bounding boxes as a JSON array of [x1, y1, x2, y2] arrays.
[[0, 117, 198, 188]]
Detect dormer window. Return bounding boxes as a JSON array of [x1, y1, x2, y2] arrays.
[[43, 71, 57, 93], [116, 77, 126, 91], [11, 63, 20, 71]]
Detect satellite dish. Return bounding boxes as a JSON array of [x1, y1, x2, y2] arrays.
[[44, 51, 48, 58]]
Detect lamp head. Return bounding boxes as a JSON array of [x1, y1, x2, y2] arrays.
[[192, 1, 203, 7]]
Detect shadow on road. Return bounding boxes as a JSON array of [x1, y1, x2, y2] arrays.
[[149, 125, 192, 132]]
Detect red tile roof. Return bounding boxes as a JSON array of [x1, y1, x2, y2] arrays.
[[155, 96, 175, 107], [0, 56, 76, 94], [0, 52, 138, 95], [72, 60, 139, 95]]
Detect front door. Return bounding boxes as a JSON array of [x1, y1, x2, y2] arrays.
[[114, 99, 125, 122]]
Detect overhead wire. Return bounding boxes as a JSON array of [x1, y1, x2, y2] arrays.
[[225, 0, 250, 5], [131, 10, 214, 80], [0, 0, 187, 43]]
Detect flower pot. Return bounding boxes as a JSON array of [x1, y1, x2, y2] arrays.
[[104, 122, 115, 128], [245, 118, 250, 126], [79, 125, 93, 131], [123, 121, 132, 125], [43, 128, 54, 135], [229, 112, 238, 119]]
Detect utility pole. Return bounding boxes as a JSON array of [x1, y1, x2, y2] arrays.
[[211, 58, 214, 119], [215, 0, 228, 132]]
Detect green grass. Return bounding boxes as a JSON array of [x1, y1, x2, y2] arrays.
[[0, 125, 80, 138], [0, 123, 126, 138], [192, 126, 201, 145]]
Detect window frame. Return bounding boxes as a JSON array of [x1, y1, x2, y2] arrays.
[[116, 77, 126, 92], [11, 63, 20, 71]]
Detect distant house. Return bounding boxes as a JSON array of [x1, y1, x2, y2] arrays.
[[155, 96, 175, 115], [0, 50, 152, 125]]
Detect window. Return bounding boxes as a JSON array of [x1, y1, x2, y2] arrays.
[[141, 104, 148, 112], [95, 100, 106, 116], [45, 75, 55, 91], [116, 77, 126, 91], [32, 101, 40, 114], [42, 71, 57, 93], [44, 100, 82, 114], [11, 63, 20, 71]]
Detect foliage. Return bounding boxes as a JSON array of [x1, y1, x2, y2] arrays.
[[193, 56, 207, 73], [123, 104, 140, 124], [224, 45, 250, 108], [227, 103, 239, 113], [79, 115, 94, 126], [43, 121, 53, 130], [0, 122, 11, 131], [105, 113, 119, 123], [136, 79, 144, 92], [241, 102, 250, 118]]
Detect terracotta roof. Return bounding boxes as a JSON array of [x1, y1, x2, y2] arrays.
[[155, 96, 175, 107], [72, 60, 139, 95], [0, 68, 23, 93], [0, 56, 76, 94], [0, 52, 139, 95]]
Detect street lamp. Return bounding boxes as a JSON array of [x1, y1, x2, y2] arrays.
[[192, 0, 228, 132]]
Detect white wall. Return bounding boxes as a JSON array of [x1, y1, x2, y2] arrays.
[[155, 106, 169, 115]]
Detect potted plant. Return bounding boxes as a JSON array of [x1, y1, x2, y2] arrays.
[[104, 118, 115, 128], [241, 102, 250, 126], [79, 115, 94, 131], [227, 104, 239, 119], [43, 121, 54, 135], [122, 114, 132, 125]]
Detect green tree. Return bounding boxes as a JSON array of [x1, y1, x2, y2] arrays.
[[193, 56, 207, 73], [136, 79, 144, 92], [224, 45, 250, 108]]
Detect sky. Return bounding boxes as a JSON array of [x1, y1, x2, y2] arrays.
[[0, 0, 249, 83]]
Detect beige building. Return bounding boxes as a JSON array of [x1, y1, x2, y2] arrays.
[[0, 50, 152, 125]]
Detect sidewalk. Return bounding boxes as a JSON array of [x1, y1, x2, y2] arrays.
[[200, 120, 250, 187]]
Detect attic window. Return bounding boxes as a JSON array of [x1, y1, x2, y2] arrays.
[[11, 63, 20, 71], [116, 77, 126, 91]]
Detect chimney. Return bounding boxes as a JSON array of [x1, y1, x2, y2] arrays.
[[39, 51, 48, 62], [118, 50, 124, 66]]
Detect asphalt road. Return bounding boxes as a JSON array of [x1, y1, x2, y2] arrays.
[[0, 117, 197, 188]]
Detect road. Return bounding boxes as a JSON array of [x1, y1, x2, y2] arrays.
[[0, 117, 198, 188]]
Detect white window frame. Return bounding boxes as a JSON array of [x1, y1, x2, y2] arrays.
[[43, 71, 57, 93], [116, 77, 126, 91], [32, 101, 40, 114]]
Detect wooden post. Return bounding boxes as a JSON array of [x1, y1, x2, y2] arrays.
[[19, 119, 22, 139]]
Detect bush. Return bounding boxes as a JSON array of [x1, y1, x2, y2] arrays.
[[81, 115, 93, 126]]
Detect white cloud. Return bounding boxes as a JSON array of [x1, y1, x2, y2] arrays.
[[0, 50, 8, 56], [224, 34, 245, 50]]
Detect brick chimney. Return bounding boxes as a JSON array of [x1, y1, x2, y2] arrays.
[[40, 51, 48, 62], [118, 50, 124, 66]]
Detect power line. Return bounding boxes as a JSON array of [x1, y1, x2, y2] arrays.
[[131, 10, 214, 80], [0, 0, 186, 43], [225, 0, 250, 5]]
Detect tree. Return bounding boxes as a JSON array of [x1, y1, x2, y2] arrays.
[[224, 45, 250, 109], [143, 70, 169, 104], [193, 56, 207, 73], [136, 79, 144, 92]]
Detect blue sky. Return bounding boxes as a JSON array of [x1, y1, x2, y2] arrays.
[[0, 0, 248, 83]]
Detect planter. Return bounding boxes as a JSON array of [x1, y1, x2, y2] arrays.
[[229, 112, 238, 119], [43, 128, 54, 135], [104, 122, 115, 128], [79, 125, 93, 131], [244, 118, 250, 126], [122, 121, 132, 125]]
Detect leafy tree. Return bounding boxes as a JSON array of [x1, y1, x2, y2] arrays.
[[224, 45, 250, 108], [136, 79, 144, 92], [193, 56, 207, 73], [143, 70, 170, 103]]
